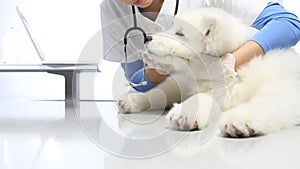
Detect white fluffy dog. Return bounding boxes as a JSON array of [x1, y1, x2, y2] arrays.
[[118, 8, 300, 138]]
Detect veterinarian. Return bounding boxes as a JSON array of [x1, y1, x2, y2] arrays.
[[101, 0, 300, 92]]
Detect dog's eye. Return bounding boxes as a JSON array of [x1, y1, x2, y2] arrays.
[[175, 31, 184, 37]]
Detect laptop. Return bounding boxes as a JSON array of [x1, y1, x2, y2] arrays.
[[16, 6, 97, 66]]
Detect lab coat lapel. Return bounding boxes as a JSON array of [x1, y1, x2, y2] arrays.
[[155, 0, 178, 30]]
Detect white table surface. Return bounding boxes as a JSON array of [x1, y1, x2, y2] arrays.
[[0, 63, 99, 71]]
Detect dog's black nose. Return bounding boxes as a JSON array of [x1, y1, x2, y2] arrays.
[[145, 36, 152, 43]]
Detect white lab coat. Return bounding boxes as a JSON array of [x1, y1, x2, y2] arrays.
[[100, 0, 282, 62]]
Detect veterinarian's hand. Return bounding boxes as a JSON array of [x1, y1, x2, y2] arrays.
[[221, 53, 237, 79], [179, 53, 233, 81], [142, 52, 173, 75], [187, 53, 237, 81]]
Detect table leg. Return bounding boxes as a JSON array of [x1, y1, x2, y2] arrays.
[[47, 70, 80, 119]]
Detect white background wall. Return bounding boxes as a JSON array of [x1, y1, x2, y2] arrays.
[[0, 0, 122, 100], [0, 0, 299, 100]]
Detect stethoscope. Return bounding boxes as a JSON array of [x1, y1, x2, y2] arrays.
[[123, 0, 179, 87]]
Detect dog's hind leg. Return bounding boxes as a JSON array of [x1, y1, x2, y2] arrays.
[[220, 82, 300, 138]]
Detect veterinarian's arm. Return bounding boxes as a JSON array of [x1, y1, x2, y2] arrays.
[[232, 41, 264, 70], [234, 2, 300, 70], [121, 60, 167, 92], [130, 68, 167, 92], [145, 68, 168, 83], [121, 60, 156, 92]]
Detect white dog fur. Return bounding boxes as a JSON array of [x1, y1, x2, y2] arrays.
[[117, 7, 300, 138]]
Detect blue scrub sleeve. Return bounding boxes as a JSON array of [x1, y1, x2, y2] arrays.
[[250, 2, 300, 53], [121, 59, 144, 79], [121, 60, 159, 92]]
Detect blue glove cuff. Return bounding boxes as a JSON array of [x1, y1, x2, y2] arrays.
[[130, 68, 158, 92]]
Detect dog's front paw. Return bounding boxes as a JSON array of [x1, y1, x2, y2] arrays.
[[117, 93, 150, 113], [166, 103, 199, 131], [166, 93, 213, 131], [220, 109, 257, 138], [117, 96, 140, 113]]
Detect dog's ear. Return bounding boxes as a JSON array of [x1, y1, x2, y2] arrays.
[[201, 16, 217, 37]]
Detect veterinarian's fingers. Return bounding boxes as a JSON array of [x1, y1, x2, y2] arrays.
[[221, 53, 237, 79], [142, 54, 150, 63]]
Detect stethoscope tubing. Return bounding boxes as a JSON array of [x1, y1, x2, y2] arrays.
[[123, 0, 179, 87]]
